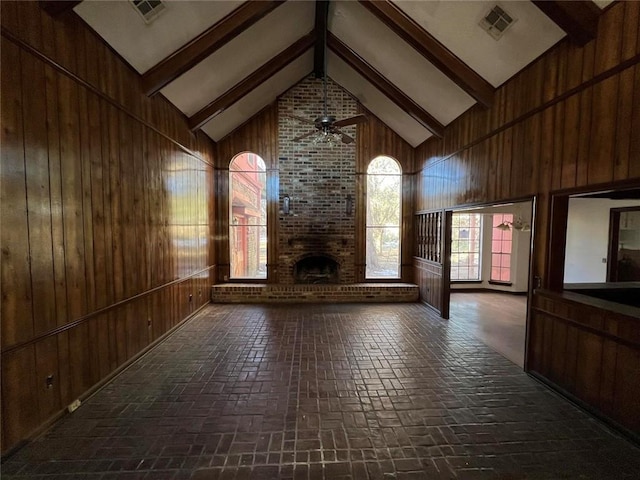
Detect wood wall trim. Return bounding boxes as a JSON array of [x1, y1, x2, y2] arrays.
[[532, 305, 640, 350], [0, 26, 213, 167], [142, 0, 286, 96], [328, 32, 445, 137], [417, 51, 640, 172], [358, 0, 494, 108], [188, 32, 315, 131], [1, 266, 215, 356]]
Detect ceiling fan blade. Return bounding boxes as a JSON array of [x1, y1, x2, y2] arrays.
[[340, 133, 355, 144], [282, 113, 315, 125], [333, 114, 368, 128], [334, 128, 354, 144], [292, 130, 317, 142]]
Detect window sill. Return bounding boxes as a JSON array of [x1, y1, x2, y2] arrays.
[[489, 280, 512, 286]]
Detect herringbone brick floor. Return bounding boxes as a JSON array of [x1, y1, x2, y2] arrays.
[[3, 303, 639, 479]]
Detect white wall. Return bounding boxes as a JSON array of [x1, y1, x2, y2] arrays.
[[564, 198, 640, 283]]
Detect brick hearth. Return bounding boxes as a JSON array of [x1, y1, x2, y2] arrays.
[[211, 283, 419, 303]]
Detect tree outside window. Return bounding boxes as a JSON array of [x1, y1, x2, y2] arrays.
[[366, 156, 401, 278]]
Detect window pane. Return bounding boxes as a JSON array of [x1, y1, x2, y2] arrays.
[[366, 156, 402, 279], [230, 225, 266, 278], [230, 153, 267, 279], [450, 213, 481, 281], [366, 226, 400, 278], [491, 214, 513, 282]]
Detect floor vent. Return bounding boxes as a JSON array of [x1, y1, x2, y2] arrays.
[[480, 4, 516, 40], [131, 0, 166, 24]]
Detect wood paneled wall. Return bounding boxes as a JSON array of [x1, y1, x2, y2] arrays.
[[414, 1, 640, 436], [415, 1, 640, 288], [1, 2, 215, 453], [530, 291, 640, 437]]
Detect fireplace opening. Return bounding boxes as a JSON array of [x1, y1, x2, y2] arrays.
[[293, 256, 339, 284]]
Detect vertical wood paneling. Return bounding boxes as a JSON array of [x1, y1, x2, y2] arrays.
[[613, 69, 633, 181], [530, 293, 639, 435], [588, 77, 618, 184], [21, 18, 57, 339], [1, 2, 215, 453], [35, 337, 62, 421], [630, 65, 640, 179], [414, 2, 639, 437], [613, 346, 640, 433], [1, 40, 33, 348], [1, 348, 39, 448], [58, 73, 87, 321], [575, 88, 593, 187]]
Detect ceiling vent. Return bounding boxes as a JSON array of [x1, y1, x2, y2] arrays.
[[130, 0, 166, 24], [480, 4, 517, 40]]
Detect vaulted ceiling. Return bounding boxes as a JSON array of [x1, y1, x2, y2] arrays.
[[72, 0, 611, 147]]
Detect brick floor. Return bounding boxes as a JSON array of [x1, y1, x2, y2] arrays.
[[3, 303, 639, 479]]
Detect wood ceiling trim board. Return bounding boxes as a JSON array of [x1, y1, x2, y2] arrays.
[[532, 1, 601, 46], [313, 0, 329, 78], [189, 31, 316, 131], [142, 0, 286, 96], [39, 1, 82, 17], [357, 0, 494, 108], [327, 33, 444, 138]]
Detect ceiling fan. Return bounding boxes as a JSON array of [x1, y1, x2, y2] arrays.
[[283, 6, 367, 145]]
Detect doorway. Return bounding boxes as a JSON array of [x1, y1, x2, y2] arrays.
[[445, 199, 534, 367]]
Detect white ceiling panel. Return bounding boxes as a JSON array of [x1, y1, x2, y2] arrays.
[[392, 0, 565, 87], [162, 1, 315, 117], [330, 1, 475, 126], [74, 0, 244, 74], [202, 50, 314, 142], [593, 0, 615, 9], [328, 52, 432, 148]]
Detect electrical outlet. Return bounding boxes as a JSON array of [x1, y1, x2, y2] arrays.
[[224, 275, 228, 281], [68, 399, 81, 413]]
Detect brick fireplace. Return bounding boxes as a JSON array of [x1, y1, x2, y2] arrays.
[[212, 75, 420, 303], [277, 76, 357, 284]]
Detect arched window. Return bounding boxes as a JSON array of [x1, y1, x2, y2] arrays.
[[366, 156, 402, 278], [229, 152, 267, 279]]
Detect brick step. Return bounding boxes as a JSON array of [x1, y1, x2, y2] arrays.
[[211, 283, 419, 303]]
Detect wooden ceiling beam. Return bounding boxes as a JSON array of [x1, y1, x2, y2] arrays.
[[358, 0, 494, 108], [142, 0, 286, 96], [39, 1, 82, 17], [188, 31, 315, 131], [328, 33, 444, 138], [532, 1, 600, 46], [313, 0, 329, 78]]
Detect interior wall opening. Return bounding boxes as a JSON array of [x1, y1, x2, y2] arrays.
[[447, 199, 534, 368], [558, 187, 640, 307]]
